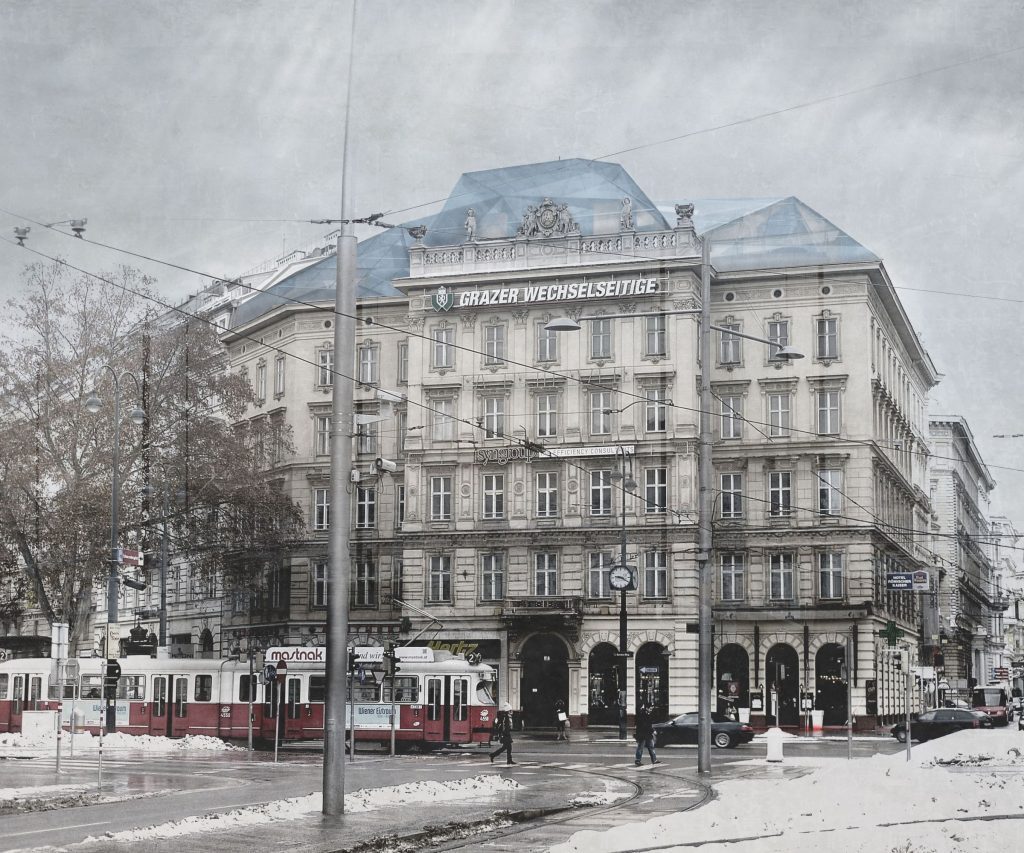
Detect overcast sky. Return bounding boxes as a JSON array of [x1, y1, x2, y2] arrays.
[[2, 0, 1023, 522]]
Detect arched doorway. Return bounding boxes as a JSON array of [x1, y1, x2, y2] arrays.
[[815, 643, 848, 726], [519, 634, 569, 728], [635, 643, 669, 721], [587, 643, 620, 725], [765, 644, 799, 726], [716, 644, 749, 719]]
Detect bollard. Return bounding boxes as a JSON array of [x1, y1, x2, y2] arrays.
[[766, 726, 785, 763]]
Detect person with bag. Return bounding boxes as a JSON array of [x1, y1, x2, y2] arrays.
[[634, 704, 659, 766], [554, 698, 568, 740], [489, 702, 515, 765]]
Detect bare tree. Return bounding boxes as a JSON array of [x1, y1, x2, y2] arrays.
[[0, 262, 303, 651]]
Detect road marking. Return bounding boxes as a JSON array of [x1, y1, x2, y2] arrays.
[[7, 821, 109, 838]]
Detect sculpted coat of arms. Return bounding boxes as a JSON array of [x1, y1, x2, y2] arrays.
[[517, 197, 580, 238]]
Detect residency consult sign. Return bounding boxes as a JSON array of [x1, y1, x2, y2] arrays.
[[431, 278, 659, 311]]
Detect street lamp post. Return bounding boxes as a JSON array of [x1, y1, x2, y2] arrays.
[[611, 447, 638, 740], [85, 369, 145, 734]]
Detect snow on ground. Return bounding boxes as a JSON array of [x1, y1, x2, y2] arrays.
[[0, 784, 88, 803], [79, 774, 520, 844], [0, 731, 235, 752], [552, 728, 1024, 853]]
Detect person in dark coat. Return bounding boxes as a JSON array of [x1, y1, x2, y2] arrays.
[[634, 704, 659, 766], [489, 703, 515, 765], [554, 698, 568, 740]]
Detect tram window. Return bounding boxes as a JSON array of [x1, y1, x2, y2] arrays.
[[287, 678, 301, 719], [309, 676, 326, 702], [82, 676, 103, 700], [264, 682, 277, 718], [476, 679, 495, 704], [348, 680, 381, 702], [13, 675, 24, 700], [153, 676, 167, 716], [194, 675, 213, 702], [239, 674, 259, 702], [0, 674, 8, 699], [117, 676, 145, 700], [452, 678, 468, 721], [383, 676, 419, 703], [426, 678, 442, 721], [29, 677, 42, 702]]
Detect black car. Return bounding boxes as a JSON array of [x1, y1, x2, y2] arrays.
[[891, 708, 993, 743], [652, 712, 755, 749]]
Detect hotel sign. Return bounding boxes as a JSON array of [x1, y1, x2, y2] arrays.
[[431, 278, 659, 311]]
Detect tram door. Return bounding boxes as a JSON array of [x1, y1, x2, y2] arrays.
[[423, 676, 471, 743], [151, 674, 190, 736], [284, 677, 304, 739]]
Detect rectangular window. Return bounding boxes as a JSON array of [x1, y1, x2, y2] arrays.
[[397, 340, 409, 384], [396, 485, 406, 527], [312, 561, 328, 607], [645, 387, 667, 432], [274, 355, 286, 396], [769, 471, 792, 517], [355, 487, 376, 529], [194, 675, 213, 702], [816, 317, 839, 359], [239, 674, 259, 703], [315, 415, 331, 456], [537, 393, 557, 438], [354, 560, 377, 607], [818, 468, 842, 516], [357, 344, 378, 385], [590, 469, 613, 516], [719, 324, 741, 364], [537, 323, 557, 362], [309, 676, 327, 702], [431, 397, 454, 442], [720, 395, 742, 439], [356, 419, 378, 455], [483, 397, 505, 439], [645, 314, 667, 356], [720, 553, 745, 601], [590, 318, 612, 359], [644, 550, 668, 599], [535, 552, 558, 596], [590, 390, 612, 435], [588, 551, 613, 598], [720, 473, 743, 519], [428, 555, 452, 602], [768, 393, 790, 437], [816, 390, 841, 435], [313, 488, 330, 531], [484, 325, 506, 364], [432, 327, 455, 369], [644, 467, 667, 514], [767, 320, 789, 360], [819, 552, 844, 599], [536, 471, 559, 518], [481, 553, 505, 601], [430, 476, 452, 521], [317, 349, 334, 387], [396, 410, 408, 452], [769, 553, 795, 600], [255, 362, 267, 401], [482, 473, 505, 520]]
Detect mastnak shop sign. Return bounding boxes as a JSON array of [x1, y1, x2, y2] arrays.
[[431, 278, 659, 311]]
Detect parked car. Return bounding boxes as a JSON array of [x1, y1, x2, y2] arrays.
[[891, 708, 993, 743], [652, 712, 755, 749]]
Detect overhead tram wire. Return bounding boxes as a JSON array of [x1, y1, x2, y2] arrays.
[[6, 221, 1024, 485]]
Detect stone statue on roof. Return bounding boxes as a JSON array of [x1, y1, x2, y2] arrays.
[[674, 203, 695, 228], [464, 208, 477, 241], [620, 197, 634, 230]]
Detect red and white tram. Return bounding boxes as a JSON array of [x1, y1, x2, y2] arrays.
[[0, 646, 497, 749]]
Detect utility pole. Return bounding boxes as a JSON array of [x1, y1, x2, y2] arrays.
[[697, 236, 714, 775]]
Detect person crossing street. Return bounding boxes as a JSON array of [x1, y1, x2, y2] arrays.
[[489, 703, 516, 765], [634, 704, 659, 766]]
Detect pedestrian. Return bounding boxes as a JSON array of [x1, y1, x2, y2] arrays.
[[554, 698, 568, 740], [634, 704, 658, 766], [489, 702, 515, 765]]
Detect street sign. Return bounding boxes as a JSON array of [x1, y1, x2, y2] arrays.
[[105, 623, 120, 656], [275, 659, 288, 683], [120, 548, 141, 566], [262, 664, 277, 684]]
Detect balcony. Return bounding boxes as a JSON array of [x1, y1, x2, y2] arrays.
[[501, 596, 584, 642]]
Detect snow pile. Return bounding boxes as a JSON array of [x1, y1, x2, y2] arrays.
[[554, 728, 1024, 853], [0, 784, 88, 803], [82, 774, 520, 844], [0, 731, 235, 752]]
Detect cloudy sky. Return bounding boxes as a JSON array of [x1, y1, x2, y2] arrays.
[[2, 0, 1023, 519]]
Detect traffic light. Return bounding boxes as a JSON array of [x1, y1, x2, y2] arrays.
[[103, 659, 121, 700], [347, 648, 357, 674], [383, 643, 401, 677]]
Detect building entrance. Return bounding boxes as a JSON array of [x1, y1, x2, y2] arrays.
[[518, 633, 569, 728], [765, 643, 799, 726], [587, 642, 619, 725], [815, 643, 848, 725]]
